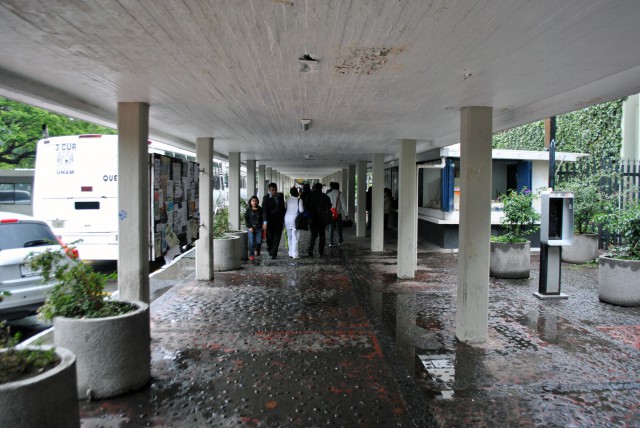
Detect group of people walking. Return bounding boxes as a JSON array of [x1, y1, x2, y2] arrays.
[[243, 182, 348, 260]]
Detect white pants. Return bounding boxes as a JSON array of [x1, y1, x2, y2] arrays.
[[286, 227, 300, 258]]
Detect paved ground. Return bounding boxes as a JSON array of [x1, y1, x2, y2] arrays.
[[78, 226, 640, 427]]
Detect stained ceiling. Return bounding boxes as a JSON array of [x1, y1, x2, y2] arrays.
[[1, 0, 640, 178]]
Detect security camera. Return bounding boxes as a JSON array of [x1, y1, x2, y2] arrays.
[[300, 119, 311, 131]]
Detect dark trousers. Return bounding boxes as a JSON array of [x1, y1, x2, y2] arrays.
[[328, 214, 343, 244], [308, 221, 326, 256], [266, 222, 284, 257]]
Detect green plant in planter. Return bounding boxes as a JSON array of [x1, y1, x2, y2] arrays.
[[29, 248, 135, 321], [557, 165, 619, 235], [0, 292, 59, 383], [596, 201, 640, 260], [492, 187, 541, 244], [213, 206, 230, 238]]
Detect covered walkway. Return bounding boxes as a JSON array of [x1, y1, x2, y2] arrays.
[[78, 228, 640, 427]]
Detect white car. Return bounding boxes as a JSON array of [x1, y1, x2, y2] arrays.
[[0, 212, 77, 320]]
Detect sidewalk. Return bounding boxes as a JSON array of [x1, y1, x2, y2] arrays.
[[77, 227, 639, 427]]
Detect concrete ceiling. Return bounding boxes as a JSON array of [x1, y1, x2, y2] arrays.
[[1, 0, 640, 179]]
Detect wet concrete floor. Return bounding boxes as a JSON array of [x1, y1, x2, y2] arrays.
[[79, 227, 640, 427]]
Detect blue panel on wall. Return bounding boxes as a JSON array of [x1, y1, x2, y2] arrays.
[[517, 161, 532, 192], [441, 159, 455, 212]]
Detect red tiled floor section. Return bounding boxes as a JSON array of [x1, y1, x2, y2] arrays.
[[597, 325, 640, 349]]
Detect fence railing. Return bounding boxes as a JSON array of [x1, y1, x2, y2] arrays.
[[556, 157, 639, 249]]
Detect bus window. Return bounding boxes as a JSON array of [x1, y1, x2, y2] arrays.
[[75, 201, 100, 210]]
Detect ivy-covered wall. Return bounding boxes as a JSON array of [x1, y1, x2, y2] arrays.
[[492, 99, 624, 159]]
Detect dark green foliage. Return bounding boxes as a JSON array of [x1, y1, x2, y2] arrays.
[[492, 188, 541, 243], [0, 97, 116, 168], [1, 292, 59, 384], [597, 201, 640, 260], [29, 247, 135, 321], [556, 158, 620, 234], [213, 206, 230, 238], [493, 99, 624, 158]]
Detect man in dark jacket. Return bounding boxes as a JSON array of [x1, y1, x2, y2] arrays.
[[304, 182, 331, 257], [262, 182, 286, 259]]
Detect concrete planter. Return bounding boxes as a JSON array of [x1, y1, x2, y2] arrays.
[[598, 256, 640, 306], [0, 346, 79, 427], [213, 235, 241, 271], [490, 241, 531, 279], [228, 230, 248, 260], [53, 301, 150, 399], [562, 233, 599, 264]]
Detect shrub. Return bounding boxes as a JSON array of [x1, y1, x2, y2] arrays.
[[0, 292, 59, 384], [29, 247, 135, 321], [492, 188, 541, 244], [597, 201, 640, 260]]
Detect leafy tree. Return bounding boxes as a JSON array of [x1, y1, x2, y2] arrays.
[[0, 97, 116, 168], [493, 99, 624, 159]]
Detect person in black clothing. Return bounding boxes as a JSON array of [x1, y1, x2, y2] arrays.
[[261, 182, 286, 259], [305, 182, 331, 257], [244, 195, 266, 261]]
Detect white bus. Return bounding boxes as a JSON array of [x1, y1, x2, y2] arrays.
[[33, 134, 200, 262]]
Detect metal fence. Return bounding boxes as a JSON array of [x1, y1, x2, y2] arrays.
[[556, 157, 639, 249]]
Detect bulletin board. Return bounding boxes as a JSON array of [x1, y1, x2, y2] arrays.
[[149, 153, 199, 262]]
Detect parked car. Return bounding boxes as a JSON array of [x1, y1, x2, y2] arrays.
[[0, 212, 77, 320]]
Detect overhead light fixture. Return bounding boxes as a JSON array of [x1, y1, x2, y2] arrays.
[[300, 119, 311, 131]]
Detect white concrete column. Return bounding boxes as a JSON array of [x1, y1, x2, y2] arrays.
[[247, 159, 256, 198], [456, 106, 493, 343], [347, 164, 355, 220], [117, 102, 150, 302], [356, 160, 367, 237], [272, 169, 278, 187], [228, 152, 240, 230], [622, 94, 639, 159], [371, 154, 385, 252], [258, 164, 267, 199], [266, 167, 272, 186], [397, 139, 417, 279], [196, 138, 214, 281]]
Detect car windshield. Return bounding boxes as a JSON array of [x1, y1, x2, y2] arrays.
[[0, 222, 58, 250]]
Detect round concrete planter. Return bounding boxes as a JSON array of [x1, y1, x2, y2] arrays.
[[228, 230, 248, 260], [53, 300, 151, 399], [562, 233, 599, 264], [213, 235, 241, 271], [490, 241, 531, 279], [598, 256, 640, 306], [0, 346, 79, 427]]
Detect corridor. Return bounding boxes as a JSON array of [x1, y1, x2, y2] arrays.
[[79, 227, 640, 427]]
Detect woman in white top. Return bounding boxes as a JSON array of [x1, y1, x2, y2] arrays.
[[284, 186, 304, 259]]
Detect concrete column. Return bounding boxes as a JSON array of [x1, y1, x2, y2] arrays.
[[117, 102, 150, 303], [196, 138, 214, 280], [456, 106, 493, 343], [258, 164, 266, 199], [246, 159, 256, 198], [397, 139, 417, 279], [266, 167, 272, 186], [347, 165, 355, 220], [371, 154, 385, 252], [228, 152, 240, 230], [356, 160, 367, 237], [272, 169, 278, 187], [622, 94, 639, 159]]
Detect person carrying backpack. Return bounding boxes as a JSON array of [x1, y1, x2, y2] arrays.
[[304, 182, 332, 257]]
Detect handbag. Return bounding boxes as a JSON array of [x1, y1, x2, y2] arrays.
[[294, 200, 309, 230], [330, 191, 341, 222]]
